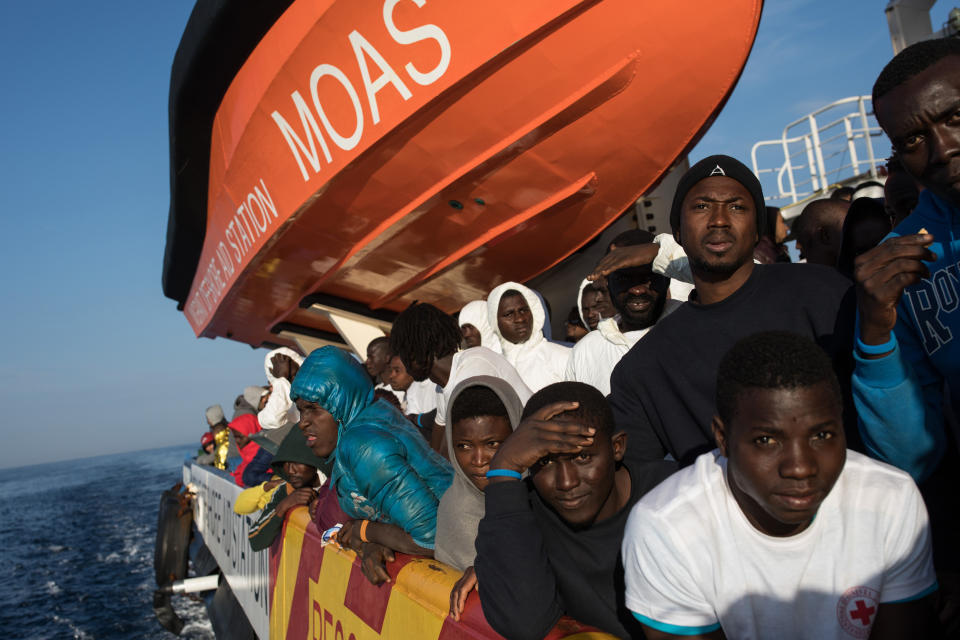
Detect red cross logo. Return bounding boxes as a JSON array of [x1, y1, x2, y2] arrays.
[[849, 600, 876, 626], [837, 586, 880, 638]]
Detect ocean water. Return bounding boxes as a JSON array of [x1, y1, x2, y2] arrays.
[[0, 445, 216, 640]]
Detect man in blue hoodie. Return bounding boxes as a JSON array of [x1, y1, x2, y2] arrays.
[[290, 346, 453, 583], [852, 38, 960, 483], [853, 38, 960, 634]]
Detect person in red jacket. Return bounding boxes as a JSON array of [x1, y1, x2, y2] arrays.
[[229, 405, 262, 487]]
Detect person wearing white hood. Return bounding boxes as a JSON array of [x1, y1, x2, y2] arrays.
[[567, 231, 683, 395], [576, 278, 610, 332], [259, 347, 304, 431], [487, 282, 570, 393], [457, 300, 501, 353]]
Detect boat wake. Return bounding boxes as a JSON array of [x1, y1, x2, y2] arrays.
[[0, 445, 215, 639]]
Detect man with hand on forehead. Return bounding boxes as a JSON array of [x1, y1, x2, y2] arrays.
[[598, 155, 857, 467], [622, 332, 937, 640], [474, 382, 675, 640], [567, 229, 682, 395]]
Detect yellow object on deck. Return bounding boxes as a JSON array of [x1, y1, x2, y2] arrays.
[[213, 429, 229, 470]]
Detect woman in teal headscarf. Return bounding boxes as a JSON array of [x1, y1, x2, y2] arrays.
[[290, 346, 453, 582]]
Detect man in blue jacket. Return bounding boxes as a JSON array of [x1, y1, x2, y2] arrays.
[[853, 37, 960, 635], [290, 346, 452, 583], [852, 38, 960, 483]]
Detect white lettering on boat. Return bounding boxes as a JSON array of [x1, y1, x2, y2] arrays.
[[310, 64, 365, 152], [187, 464, 270, 639], [188, 178, 278, 326], [272, 0, 451, 182], [349, 29, 413, 125], [383, 0, 451, 86]]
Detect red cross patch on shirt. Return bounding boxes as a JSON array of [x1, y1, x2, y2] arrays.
[[836, 586, 880, 639]]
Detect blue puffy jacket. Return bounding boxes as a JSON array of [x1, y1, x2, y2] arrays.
[[290, 346, 452, 548]]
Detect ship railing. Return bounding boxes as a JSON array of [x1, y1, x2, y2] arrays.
[[183, 462, 271, 639], [750, 96, 885, 212], [270, 501, 619, 639], [184, 460, 617, 639]]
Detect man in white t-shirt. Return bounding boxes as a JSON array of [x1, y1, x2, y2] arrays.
[[622, 331, 938, 639]]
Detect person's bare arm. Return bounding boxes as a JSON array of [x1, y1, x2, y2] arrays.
[[449, 566, 477, 621], [430, 420, 447, 456], [868, 596, 938, 640], [340, 519, 432, 556], [274, 487, 315, 519], [588, 244, 660, 283], [358, 542, 394, 585], [338, 519, 433, 585]]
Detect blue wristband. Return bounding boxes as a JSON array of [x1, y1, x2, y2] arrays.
[[856, 332, 897, 356], [486, 469, 522, 480]]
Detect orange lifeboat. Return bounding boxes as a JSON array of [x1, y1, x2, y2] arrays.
[[163, 0, 763, 349]]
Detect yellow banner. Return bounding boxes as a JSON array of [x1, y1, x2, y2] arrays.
[[271, 509, 615, 640]]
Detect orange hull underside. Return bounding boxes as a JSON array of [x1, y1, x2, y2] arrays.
[[183, 0, 762, 347]]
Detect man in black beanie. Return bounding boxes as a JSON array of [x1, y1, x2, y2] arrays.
[[602, 155, 858, 467]]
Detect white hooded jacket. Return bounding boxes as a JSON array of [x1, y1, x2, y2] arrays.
[[486, 282, 570, 393], [434, 346, 531, 427], [458, 300, 502, 354], [566, 299, 683, 395], [259, 347, 304, 430], [576, 278, 594, 330], [575, 277, 617, 330]]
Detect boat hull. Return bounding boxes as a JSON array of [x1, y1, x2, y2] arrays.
[[177, 0, 763, 347]]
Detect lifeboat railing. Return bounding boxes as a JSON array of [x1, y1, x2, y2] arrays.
[[750, 96, 885, 211]]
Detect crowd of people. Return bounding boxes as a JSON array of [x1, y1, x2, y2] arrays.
[[192, 39, 959, 639]]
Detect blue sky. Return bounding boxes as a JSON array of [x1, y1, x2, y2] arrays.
[[0, 1, 953, 468]]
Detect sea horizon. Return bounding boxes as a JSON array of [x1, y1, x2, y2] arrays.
[[0, 441, 197, 473]]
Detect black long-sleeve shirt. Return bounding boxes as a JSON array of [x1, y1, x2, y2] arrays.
[[474, 462, 675, 639], [609, 263, 858, 468]]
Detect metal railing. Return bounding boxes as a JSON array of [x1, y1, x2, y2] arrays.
[[751, 96, 885, 208]]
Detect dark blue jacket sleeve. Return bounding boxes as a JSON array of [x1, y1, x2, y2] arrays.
[[242, 448, 275, 488]]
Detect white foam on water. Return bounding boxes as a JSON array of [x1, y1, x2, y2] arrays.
[[178, 596, 216, 640], [52, 614, 92, 639], [120, 527, 151, 564], [48, 544, 66, 552], [45, 580, 61, 595], [179, 621, 216, 640], [99, 551, 122, 563]]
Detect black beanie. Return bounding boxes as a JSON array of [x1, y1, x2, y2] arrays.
[[669, 155, 766, 241]]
